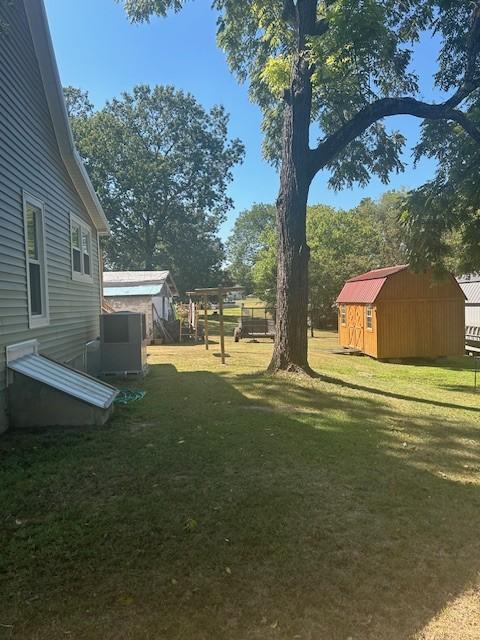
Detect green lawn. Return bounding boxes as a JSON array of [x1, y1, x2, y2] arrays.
[[1, 325, 480, 639]]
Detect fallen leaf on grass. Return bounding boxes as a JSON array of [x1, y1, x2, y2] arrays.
[[184, 517, 198, 532]]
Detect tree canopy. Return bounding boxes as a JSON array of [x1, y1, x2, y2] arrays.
[[250, 192, 408, 322], [120, 1, 480, 182], [226, 203, 276, 293], [403, 105, 480, 274], [118, 0, 480, 372], [65, 84, 244, 292]]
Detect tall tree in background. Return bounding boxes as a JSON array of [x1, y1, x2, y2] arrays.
[[226, 204, 276, 292], [252, 192, 408, 323], [308, 193, 408, 324], [65, 85, 244, 292], [119, 0, 480, 373]]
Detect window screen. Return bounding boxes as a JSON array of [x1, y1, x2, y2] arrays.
[[24, 199, 46, 320], [71, 224, 82, 273], [366, 305, 373, 329]]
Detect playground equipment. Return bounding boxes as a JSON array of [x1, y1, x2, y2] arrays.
[[234, 305, 276, 342], [154, 300, 204, 344], [187, 286, 244, 364]]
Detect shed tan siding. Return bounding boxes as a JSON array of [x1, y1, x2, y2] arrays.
[[0, 3, 101, 429], [375, 271, 464, 358]]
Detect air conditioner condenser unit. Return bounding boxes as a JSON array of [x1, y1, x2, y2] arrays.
[[100, 312, 148, 375]]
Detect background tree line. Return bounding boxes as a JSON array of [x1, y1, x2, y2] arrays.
[[227, 189, 467, 326]]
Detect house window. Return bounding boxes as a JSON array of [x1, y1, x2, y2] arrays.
[[340, 304, 346, 325], [366, 305, 374, 330], [82, 229, 91, 275], [23, 193, 49, 328], [71, 214, 93, 282]]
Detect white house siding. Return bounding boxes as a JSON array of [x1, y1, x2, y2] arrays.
[[107, 296, 155, 338], [466, 305, 480, 329], [152, 294, 173, 321], [0, 3, 102, 430]]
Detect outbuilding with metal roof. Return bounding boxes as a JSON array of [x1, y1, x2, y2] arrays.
[[103, 271, 178, 340], [458, 275, 480, 335], [336, 266, 465, 359]]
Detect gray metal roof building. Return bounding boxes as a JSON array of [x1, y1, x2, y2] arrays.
[[458, 275, 480, 331]]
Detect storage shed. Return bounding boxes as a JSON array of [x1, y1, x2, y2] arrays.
[[103, 271, 178, 339], [336, 266, 465, 359]]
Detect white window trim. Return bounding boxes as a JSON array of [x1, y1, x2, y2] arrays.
[[70, 213, 93, 283], [23, 192, 50, 329], [340, 304, 346, 325]]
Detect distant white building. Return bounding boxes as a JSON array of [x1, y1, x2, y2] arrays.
[[458, 275, 480, 339], [103, 271, 178, 339]]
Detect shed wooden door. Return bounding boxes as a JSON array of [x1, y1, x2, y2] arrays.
[[347, 305, 364, 350]]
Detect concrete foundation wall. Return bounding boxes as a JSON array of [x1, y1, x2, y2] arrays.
[[8, 372, 113, 428]]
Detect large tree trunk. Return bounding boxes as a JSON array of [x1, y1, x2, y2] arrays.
[[268, 20, 314, 374]]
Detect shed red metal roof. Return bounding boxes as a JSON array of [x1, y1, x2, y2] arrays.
[[347, 265, 408, 282], [336, 265, 408, 304], [336, 278, 387, 304]]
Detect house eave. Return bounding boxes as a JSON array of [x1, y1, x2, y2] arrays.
[[23, 0, 110, 235]]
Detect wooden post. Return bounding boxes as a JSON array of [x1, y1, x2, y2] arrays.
[[218, 287, 225, 364], [204, 296, 209, 350]]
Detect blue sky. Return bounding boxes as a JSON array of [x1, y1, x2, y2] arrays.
[[44, 0, 441, 239]]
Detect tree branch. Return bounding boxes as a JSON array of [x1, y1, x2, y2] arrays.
[[449, 109, 480, 144], [308, 0, 480, 176], [309, 97, 480, 175], [282, 0, 296, 22], [312, 18, 328, 37], [445, 0, 480, 107]]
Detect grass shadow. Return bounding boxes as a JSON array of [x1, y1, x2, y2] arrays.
[[311, 371, 480, 413], [0, 362, 479, 639]]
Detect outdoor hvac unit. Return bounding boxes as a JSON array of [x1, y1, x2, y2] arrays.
[[100, 312, 148, 375]]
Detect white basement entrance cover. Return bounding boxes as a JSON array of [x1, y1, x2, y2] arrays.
[[7, 341, 117, 409]]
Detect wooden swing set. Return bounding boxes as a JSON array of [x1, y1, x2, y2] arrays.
[[186, 286, 244, 364]]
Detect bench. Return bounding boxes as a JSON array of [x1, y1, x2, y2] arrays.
[[466, 325, 480, 344], [234, 317, 275, 341]]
